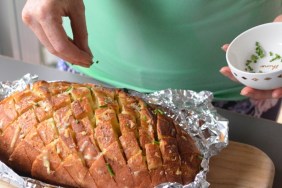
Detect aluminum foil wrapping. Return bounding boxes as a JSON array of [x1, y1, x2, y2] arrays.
[[0, 74, 38, 101], [0, 74, 229, 188]]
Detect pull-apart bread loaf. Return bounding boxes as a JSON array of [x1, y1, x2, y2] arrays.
[[0, 81, 201, 188]]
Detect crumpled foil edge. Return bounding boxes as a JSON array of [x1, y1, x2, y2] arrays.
[[0, 160, 25, 187], [0, 74, 229, 188], [130, 89, 229, 188], [0, 74, 38, 101]]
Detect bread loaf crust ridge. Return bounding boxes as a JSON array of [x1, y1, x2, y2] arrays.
[[0, 81, 201, 187]]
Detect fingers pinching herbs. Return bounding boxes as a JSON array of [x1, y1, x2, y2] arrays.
[[22, 0, 93, 67], [68, 1, 93, 58]]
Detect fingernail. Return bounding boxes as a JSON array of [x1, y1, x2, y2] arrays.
[[79, 61, 91, 68], [221, 45, 226, 51], [221, 44, 229, 51], [272, 92, 280, 99], [240, 90, 250, 96], [219, 68, 227, 76]]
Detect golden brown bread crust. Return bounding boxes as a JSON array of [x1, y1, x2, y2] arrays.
[[0, 81, 201, 188]]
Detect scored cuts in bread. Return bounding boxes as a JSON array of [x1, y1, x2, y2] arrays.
[[0, 81, 201, 188]]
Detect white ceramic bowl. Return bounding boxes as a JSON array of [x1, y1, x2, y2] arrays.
[[226, 22, 282, 90]]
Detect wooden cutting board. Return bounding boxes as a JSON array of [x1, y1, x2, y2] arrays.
[[0, 141, 274, 188], [207, 141, 275, 188]]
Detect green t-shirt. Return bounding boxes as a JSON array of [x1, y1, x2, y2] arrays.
[[64, 0, 282, 100]]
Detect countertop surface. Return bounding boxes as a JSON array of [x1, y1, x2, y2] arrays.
[[1, 55, 282, 187]]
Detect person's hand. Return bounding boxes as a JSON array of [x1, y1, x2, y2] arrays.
[[220, 15, 282, 100], [22, 0, 93, 67], [220, 66, 282, 100], [273, 15, 282, 22]]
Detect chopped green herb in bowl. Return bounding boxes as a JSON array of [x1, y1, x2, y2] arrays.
[[226, 22, 282, 90]]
